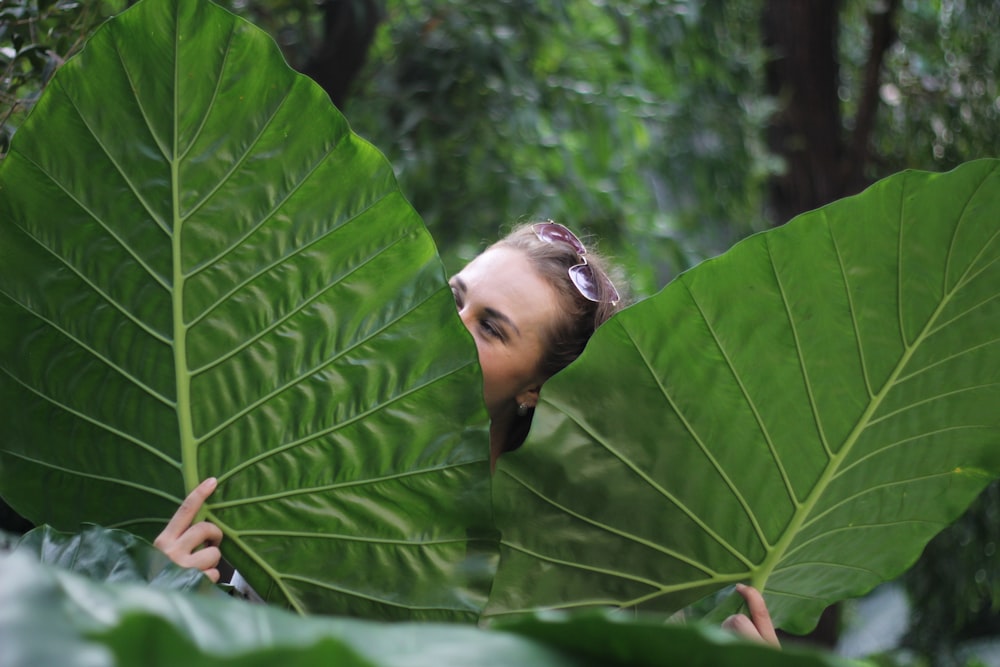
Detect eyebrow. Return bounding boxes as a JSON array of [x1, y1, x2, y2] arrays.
[[451, 276, 521, 337]]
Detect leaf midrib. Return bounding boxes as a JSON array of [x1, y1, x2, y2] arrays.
[[169, 3, 198, 492], [752, 177, 993, 589]]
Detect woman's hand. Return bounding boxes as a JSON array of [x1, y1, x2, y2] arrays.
[[722, 583, 781, 647], [153, 477, 224, 583]]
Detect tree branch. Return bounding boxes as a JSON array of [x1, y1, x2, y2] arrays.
[[844, 0, 901, 193]]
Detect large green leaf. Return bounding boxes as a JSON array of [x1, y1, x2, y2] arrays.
[[0, 0, 493, 618], [488, 159, 1000, 632], [0, 550, 858, 667], [14, 523, 220, 593]]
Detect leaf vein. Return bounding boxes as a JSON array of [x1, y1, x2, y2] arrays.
[[766, 233, 832, 458], [89, 44, 172, 236], [799, 470, 959, 535], [10, 150, 172, 292], [867, 382, 1000, 427], [829, 216, 874, 398], [499, 467, 717, 576], [943, 160, 1000, 291], [0, 366, 180, 467], [1, 302, 175, 409], [896, 333, 1000, 384], [770, 560, 882, 579], [197, 277, 445, 443], [0, 225, 171, 345], [214, 458, 481, 503], [684, 277, 797, 518], [833, 424, 993, 480], [782, 518, 946, 565], [178, 85, 294, 222], [188, 212, 406, 377], [593, 322, 755, 567], [233, 531, 470, 547], [180, 127, 352, 287], [276, 574, 475, 613], [500, 540, 666, 590], [215, 357, 480, 482], [175, 24, 236, 163], [3, 450, 180, 500]]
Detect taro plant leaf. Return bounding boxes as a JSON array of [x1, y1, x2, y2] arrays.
[[492, 612, 862, 667], [0, 549, 853, 667], [0, 0, 494, 619], [15, 524, 220, 593], [488, 159, 1000, 633]]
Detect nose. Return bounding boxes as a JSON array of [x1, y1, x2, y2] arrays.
[[457, 304, 474, 332]]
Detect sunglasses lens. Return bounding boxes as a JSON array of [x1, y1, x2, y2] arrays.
[[533, 222, 587, 256], [534, 221, 621, 305], [569, 264, 620, 304]]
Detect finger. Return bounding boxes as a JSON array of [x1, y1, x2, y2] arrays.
[[736, 584, 780, 647], [175, 521, 224, 552], [722, 613, 759, 640], [167, 543, 221, 576], [183, 545, 222, 573], [160, 478, 218, 540]]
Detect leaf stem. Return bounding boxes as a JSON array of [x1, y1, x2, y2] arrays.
[[170, 6, 198, 496]]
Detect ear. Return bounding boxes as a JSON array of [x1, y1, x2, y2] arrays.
[[515, 385, 541, 410]]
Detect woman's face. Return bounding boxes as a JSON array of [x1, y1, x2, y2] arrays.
[[449, 245, 562, 418]]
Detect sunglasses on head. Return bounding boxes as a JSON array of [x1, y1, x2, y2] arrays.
[[531, 221, 621, 305]]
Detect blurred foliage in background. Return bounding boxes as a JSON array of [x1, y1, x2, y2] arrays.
[[334, 0, 774, 289], [5, 0, 1000, 291], [2, 0, 998, 663], [0, 0, 126, 149]]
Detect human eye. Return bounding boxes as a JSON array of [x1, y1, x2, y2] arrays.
[[480, 319, 504, 341], [450, 283, 463, 309]]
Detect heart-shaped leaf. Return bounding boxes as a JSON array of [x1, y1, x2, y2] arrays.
[[488, 160, 1000, 632], [0, 0, 493, 619]]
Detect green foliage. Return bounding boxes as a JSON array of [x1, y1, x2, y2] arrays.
[[839, 0, 1000, 176], [0, 0, 492, 619], [0, 0, 126, 153], [0, 546, 861, 667], [902, 479, 1000, 661], [490, 160, 1000, 632], [16, 524, 221, 593], [8, 1, 1000, 297], [346, 0, 774, 293], [880, 0, 1000, 169], [1, 0, 999, 661]]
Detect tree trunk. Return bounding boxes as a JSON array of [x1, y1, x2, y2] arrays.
[[762, 0, 844, 224], [761, 0, 901, 224], [300, 0, 382, 110]]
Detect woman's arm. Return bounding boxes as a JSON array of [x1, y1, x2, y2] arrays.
[[153, 477, 223, 582], [722, 584, 781, 647]]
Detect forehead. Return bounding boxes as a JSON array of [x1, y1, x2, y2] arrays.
[[457, 246, 563, 330]]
